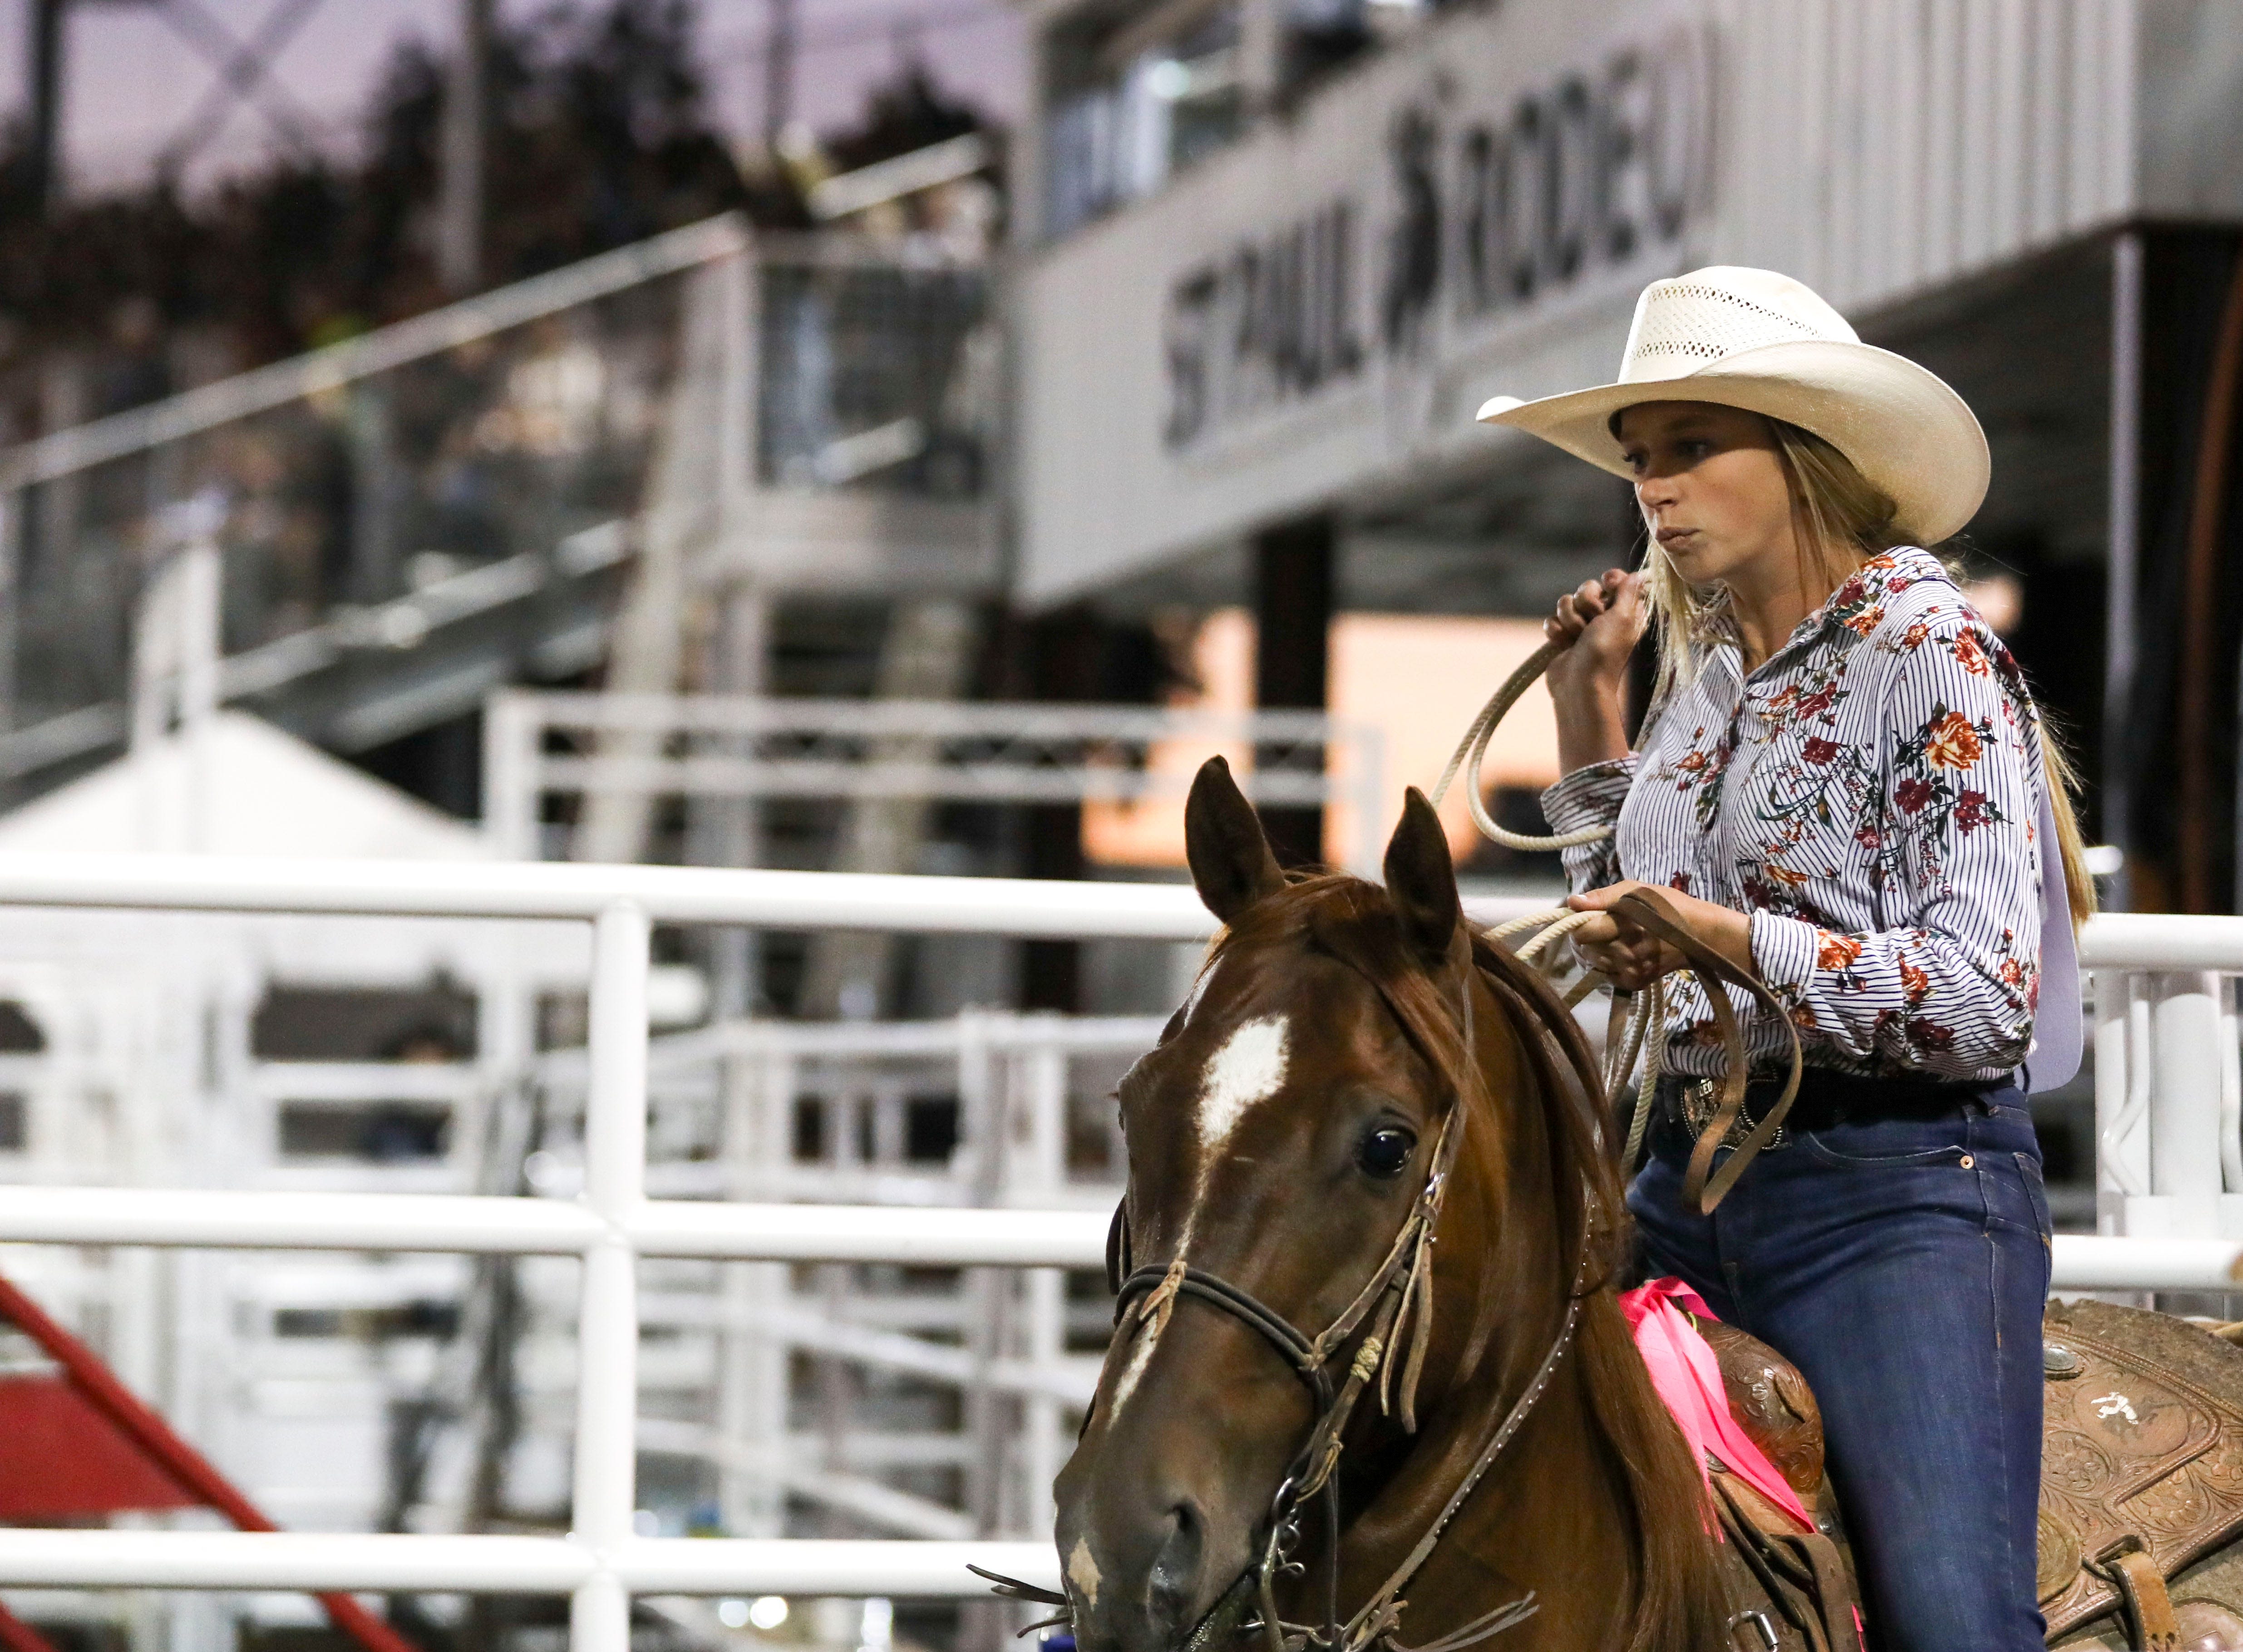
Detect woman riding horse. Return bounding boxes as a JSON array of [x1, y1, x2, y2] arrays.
[[1486, 265, 2098, 1650]]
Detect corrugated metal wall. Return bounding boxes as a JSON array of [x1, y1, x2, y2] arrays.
[[1711, 0, 2135, 312]]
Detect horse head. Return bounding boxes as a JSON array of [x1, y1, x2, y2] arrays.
[[1052, 757, 1597, 1652]]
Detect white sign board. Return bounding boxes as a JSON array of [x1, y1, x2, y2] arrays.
[[1015, 1, 1713, 605], [1013, 0, 2143, 607]]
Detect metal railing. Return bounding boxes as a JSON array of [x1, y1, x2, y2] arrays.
[[2087, 919, 2243, 1249], [0, 860, 2238, 1642], [0, 858, 1139, 1646], [486, 689, 1392, 872], [0, 215, 993, 783]]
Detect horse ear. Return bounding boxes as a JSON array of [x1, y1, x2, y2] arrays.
[[1187, 756, 1287, 923], [1384, 787, 1461, 959]]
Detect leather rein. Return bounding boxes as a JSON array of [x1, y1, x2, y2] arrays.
[[1103, 941, 1580, 1652]]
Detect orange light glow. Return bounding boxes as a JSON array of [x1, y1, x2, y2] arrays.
[[1082, 610, 1559, 871]]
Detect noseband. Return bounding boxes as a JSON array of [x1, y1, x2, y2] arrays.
[[1104, 958, 1577, 1652]]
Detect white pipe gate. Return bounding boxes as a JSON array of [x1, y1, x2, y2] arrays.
[[0, 858, 2241, 1645]]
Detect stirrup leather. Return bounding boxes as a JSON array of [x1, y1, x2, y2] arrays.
[[2093, 1534, 2180, 1652]]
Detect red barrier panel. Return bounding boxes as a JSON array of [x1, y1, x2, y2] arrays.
[[0, 1275, 420, 1652]]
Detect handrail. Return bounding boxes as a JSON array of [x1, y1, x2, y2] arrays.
[[0, 853, 1553, 934], [0, 217, 751, 490], [0, 1530, 1058, 1596], [0, 1181, 2217, 1292], [507, 688, 1365, 742], [2, 855, 2227, 956], [2077, 912, 2243, 971]]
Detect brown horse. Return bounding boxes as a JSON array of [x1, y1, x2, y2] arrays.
[[1045, 756, 2243, 1652], [1053, 758, 1734, 1652]]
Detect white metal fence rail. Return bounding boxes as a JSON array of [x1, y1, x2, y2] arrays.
[[483, 690, 1392, 872], [0, 859, 2239, 1642]]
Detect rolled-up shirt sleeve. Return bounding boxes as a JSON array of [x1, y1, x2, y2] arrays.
[[1745, 619, 2044, 1078], [1539, 756, 1637, 895]]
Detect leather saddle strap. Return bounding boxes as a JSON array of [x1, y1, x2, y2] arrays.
[[2095, 1535, 2180, 1652], [1780, 1531, 1858, 1652], [1711, 1472, 1858, 1652], [1711, 1476, 1829, 1652], [1611, 890, 1803, 1214]]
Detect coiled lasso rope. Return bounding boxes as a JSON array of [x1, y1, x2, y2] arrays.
[[1427, 639, 1670, 1170], [1429, 640, 1805, 1209]]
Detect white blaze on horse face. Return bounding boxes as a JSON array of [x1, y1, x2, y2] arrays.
[[1196, 1015, 1291, 1161], [1106, 1317, 1161, 1416], [1175, 1014, 1290, 1255], [1104, 1014, 1291, 1421]]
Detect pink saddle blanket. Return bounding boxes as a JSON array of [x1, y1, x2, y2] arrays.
[[1618, 1276, 1814, 1533]]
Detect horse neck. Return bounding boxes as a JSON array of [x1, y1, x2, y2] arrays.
[[1327, 967, 1725, 1650], [1326, 985, 1627, 1611]]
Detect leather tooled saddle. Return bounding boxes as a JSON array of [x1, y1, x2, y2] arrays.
[[1695, 1319, 1861, 1652], [2040, 1299, 2243, 1650], [1688, 1304, 2243, 1650]]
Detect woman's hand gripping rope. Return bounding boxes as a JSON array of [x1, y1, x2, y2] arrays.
[[1435, 636, 1803, 1201], [1481, 906, 1666, 1171], [1430, 647, 1675, 1169]]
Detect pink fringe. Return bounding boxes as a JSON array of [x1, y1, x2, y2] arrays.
[[1617, 1277, 1815, 1533]]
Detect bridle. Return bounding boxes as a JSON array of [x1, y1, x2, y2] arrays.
[[983, 654, 1817, 1651], [1104, 945, 1576, 1652]]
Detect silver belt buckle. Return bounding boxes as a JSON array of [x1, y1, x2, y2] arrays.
[[1680, 1076, 1790, 1152]]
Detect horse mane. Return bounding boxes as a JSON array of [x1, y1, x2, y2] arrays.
[[1209, 872, 1730, 1652]]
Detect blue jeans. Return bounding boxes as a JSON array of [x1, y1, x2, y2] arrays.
[[1628, 1083, 2052, 1652]]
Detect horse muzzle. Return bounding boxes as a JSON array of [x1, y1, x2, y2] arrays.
[[1055, 1472, 1244, 1652]]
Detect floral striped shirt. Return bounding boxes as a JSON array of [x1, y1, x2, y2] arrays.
[[1540, 546, 2048, 1082]]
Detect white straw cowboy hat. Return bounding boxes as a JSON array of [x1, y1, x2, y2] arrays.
[[1476, 266, 1989, 544]]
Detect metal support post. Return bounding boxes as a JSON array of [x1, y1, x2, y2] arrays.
[[571, 901, 649, 1652], [960, 1015, 1008, 1652], [2223, 979, 2243, 1201], [438, 0, 493, 295], [483, 693, 541, 860], [719, 1050, 786, 1536], [1252, 514, 1334, 868], [702, 237, 767, 1015], [2149, 972, 2227, 1237], [345, 384, 400, 604], [2105, 230, 2143, 910], [1019, 1032, 1068, 1539], [2096, 970, 2149, 1234], [957, 1008, 996, 1200], [26, 0, 64, 211], [1022, 1036, 1066, 1196], [0, 488, 18, 736], [176, 531, 220, 854], [763, 0, 797, 145]]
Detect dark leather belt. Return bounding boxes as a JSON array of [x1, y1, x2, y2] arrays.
[[1654, 1067, 2001, 1150]]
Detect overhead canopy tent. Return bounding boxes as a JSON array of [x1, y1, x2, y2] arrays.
[[0, 711, 491, 860]]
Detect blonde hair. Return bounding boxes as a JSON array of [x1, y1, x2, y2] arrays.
[[1636, 413, 2097, 930]]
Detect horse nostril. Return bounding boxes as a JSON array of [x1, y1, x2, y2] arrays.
[[1147, 1501, 1205, 1638]]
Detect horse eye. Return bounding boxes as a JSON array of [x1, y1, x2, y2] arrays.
[[1357, 1126, 1416, 1180]]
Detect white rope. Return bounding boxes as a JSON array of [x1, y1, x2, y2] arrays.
[[1508, 910, 1599, 963], [1483, 910, 1564, 942], [1621, 980, 1664, 1172], [1602, 987, 1647, 1101], [1440, 638, 1666, 1139], [1481, 900, 1680, 1160], [1428, 639, 1616, 853]]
